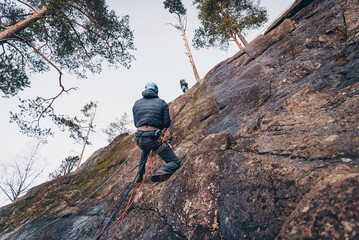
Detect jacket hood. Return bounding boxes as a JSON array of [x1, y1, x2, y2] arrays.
[[142, 89, 159, 98]]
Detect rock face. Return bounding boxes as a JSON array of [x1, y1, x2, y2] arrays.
[[1, 0, 358, 239]]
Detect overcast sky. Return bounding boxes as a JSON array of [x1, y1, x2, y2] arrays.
[[0, 0, 294, 206]]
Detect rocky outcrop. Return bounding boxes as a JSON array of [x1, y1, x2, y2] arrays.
[[1, 0, 358, 239]]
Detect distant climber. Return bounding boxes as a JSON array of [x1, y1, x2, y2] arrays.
[[132, 82, 180, 183], [180, 79, 189, 93]]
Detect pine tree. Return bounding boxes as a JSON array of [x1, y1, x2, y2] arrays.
[[102, 113, 133, 143], [164, 0, 201, 82], [0, 0, 135, 137], [49, 155, 79, 179], [193, 0, 268, 51]]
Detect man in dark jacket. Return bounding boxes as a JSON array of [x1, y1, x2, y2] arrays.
[[132, 82, 180, 182]]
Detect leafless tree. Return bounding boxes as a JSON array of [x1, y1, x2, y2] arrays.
[[0, 141, 44, 202]]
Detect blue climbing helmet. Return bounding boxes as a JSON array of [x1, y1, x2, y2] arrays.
[[145, 82, 159, 93]]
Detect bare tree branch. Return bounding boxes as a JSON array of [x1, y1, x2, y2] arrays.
[[65, 16, 91, 59], [2, 1, 134, 139], [0, 142, 43, 202], [0, 38, 21, 42], [6, 41, 31, 70], [68, 3, 107, 34], [0, 13, 33, 19], [22, 143, 43, 190], [15, 34, 62, 76], [0, 185, 13, 202], [9, 182, 16, 200], [0, 44, 5, 56], [62, 14, 112, 48], [166, 22, 181, 30], [11, 34, 80, 130], [16, 0, 38, 13], [37, 21, 55, 57]]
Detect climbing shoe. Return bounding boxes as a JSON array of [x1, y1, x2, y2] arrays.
[[151, 172, 173, 182], [136, 173, 143, 183]]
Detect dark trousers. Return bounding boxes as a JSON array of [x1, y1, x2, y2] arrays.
[[136, 134, 180, 174]]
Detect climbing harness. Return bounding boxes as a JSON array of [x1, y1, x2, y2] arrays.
[[26, 148, 137, 240]]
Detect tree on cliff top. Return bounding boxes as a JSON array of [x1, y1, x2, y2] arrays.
[[164, 0, 201, 82], [48, 155, 79, 179], [0, 0, 134, 138], [192, 0, 268, 51], [102, 112, 133, 143]]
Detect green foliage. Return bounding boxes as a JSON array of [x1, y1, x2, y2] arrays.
[[49, 155, 79, 179], [81, 101, 97, 118], [102, 113, 133, 143], [0, 55, 30, 97], [0, 0, 134, 138], [192, 0, 268, 50], [163, 0, 187, 16], [163, 0, 187, 32], [10, 101, 96, 143], [0, 0, 134, 95]]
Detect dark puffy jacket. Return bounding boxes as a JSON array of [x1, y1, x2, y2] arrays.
[[132, 89, 171, 130]]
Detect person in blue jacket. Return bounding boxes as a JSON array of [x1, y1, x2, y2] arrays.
[[132, 82, 180, 182]]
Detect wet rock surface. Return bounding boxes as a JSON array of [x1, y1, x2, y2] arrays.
[[1, 0, 358, 239]]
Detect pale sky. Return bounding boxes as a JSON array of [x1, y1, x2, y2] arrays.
[[0, 0, 295, 206]]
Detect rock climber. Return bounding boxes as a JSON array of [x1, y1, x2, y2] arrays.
[[180, 79, 189, 93], [132, 82, 180, 183]]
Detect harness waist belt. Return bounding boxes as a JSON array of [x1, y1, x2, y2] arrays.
[[137, 126, 159, 131]]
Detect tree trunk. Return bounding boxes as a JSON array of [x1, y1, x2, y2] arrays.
[[0, 6, 47, 42], [218, 4, 249, 48], [237, 31, 249, 46], [76, 107, 96, 171], [178, 15, 201, 82], [231, 33, 245, 52]]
